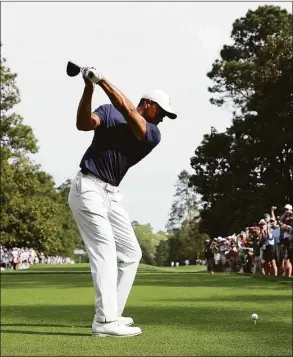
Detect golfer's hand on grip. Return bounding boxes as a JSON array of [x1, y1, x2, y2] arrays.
[[82, 66, 103, 85], [83, 74, 95, 90]]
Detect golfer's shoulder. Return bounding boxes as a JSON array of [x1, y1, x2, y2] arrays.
[[93, 104, 121, 125], [145, 122, 161, 146], [94, 103, 112, 116]]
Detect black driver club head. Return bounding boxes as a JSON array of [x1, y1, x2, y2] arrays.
[[66, 61, 81, 77]]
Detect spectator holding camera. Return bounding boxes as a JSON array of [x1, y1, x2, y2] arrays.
[[279, 204, 293, 226], [259, 219, 278, 276], [269, 220, 282, 275], [279, 204, 293, 277], [199, 204, 292, 278]]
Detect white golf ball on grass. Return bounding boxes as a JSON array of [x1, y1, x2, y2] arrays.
[[252, 313, 259, 324]]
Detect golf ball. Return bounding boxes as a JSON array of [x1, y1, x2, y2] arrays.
[[252, 313, 258, 320]]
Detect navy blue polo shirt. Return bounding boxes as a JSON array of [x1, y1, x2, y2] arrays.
[[79, 104, 161, 186]]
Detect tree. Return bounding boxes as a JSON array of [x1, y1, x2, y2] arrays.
[[0, 158, 62, 251], [55, 180, 83, 257], [132, 222, 156, 265], [166, 170, 199, 233], [166, 235, 180, 264], [0, 55, 38, 157], [207, 6, 292, 110], [0, 53, 81, 256], [164, 170, 208, 264], [0, 54, 48, 248], [177, 220, 208, 262], [190, 5, 293, 237], [155, 240, 170, 266]]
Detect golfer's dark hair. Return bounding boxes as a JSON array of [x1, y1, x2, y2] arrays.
[[138, 98, 146, 107], [138, 98, 156, 107]]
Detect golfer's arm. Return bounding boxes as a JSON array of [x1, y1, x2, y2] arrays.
[[76, 86, 100, 131], [98, 78, 147, 140]]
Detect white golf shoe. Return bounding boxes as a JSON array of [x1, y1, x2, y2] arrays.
[[92, 320, 141, 337], [117, 316, 134, 326]]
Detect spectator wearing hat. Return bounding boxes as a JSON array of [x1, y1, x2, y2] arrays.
[[263, 213, 271, 225], [280, 204, 293, 222], [269, 206, 282, 273], [260, 219, 277, 276], [269, 217, 282, 274], [278, 204, 293, 277]]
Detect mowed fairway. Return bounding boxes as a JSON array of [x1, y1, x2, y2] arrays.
[[1, 264, 292, 356]]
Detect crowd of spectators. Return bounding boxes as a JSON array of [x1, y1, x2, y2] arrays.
[[204, 204, 293, 278], [2, 204, 292, 276], [0, 246, 74, 271]]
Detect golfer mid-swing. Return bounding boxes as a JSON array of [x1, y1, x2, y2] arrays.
[[68, 68, 177, 337]]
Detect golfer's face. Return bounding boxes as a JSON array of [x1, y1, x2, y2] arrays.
[[146, 101, 166, 124]]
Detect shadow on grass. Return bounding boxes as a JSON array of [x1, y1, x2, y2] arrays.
[[156, 293, 292, 304], [0, 329, 88, 337], [1, 323, 89, 328], [134, 274, 292, 289], [2, 272, 291, 291], [1, 304, 292, 353], [1, 304, 292, 330], [1, 274, 93, 289]]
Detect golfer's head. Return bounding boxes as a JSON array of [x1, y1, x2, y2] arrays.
[[138, 90, 177, 125]]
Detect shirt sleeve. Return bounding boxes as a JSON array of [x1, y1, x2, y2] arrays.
[[145, 123, 161, 148], [93, 105, 108, 126]]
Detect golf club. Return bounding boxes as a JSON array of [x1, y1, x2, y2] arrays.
[[66, 61, 101, 84], [66, 61, 81, 77]]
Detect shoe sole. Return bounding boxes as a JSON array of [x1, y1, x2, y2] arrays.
[[92, 331, 141, 337]]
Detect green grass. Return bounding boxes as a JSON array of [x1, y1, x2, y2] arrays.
[[1, 264, 292, 356]]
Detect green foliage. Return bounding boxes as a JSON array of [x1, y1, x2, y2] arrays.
[[161, 170, 209, 265], [177, 220, 209, 261], [190, 5, 293, 237], [0, 155, 80, 255], [132, 221, 168, 266], [0, 53, 81, 256], [166, 170, 199, 233], [207, 5, 292, 109], [0, 57, 38, 156], [55, 180, 83, 257], [155, 239, 170, 266]]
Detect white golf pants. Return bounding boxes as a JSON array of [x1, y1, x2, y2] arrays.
[[68, 171, 142, 322]]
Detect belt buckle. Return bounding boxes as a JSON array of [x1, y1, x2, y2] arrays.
[[105, 183, 115, 193]]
